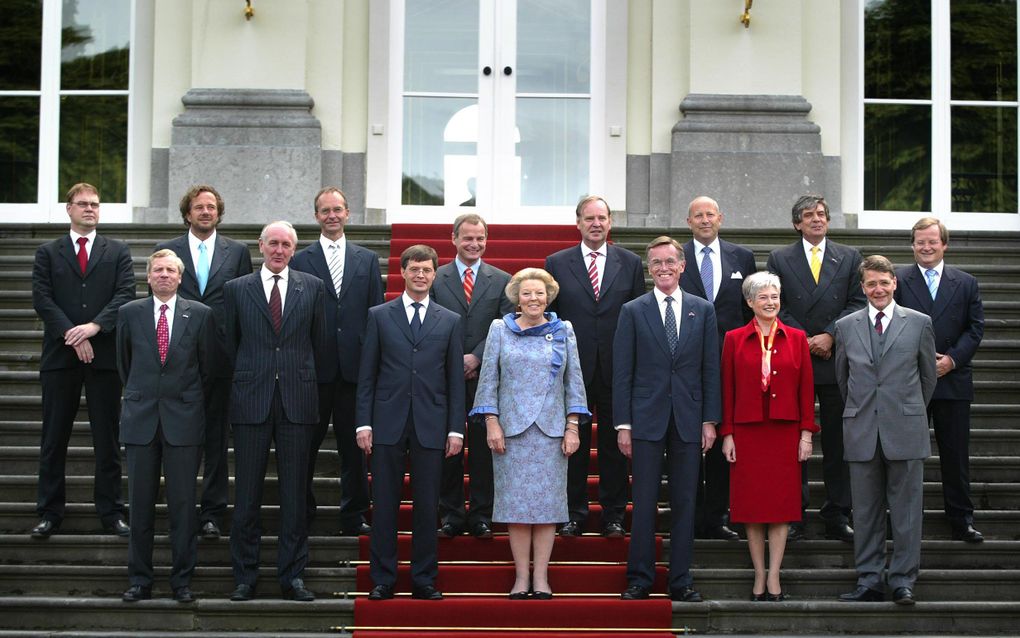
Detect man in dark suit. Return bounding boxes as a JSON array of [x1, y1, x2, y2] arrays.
[[117, 249, 213, 604], [357, 245, 465, 601], [155, 185, 253, 539], [544, 195, 645, 537], [291, 187, 383, 536], [433, 213, 514, 539], [680, 195, 756, 541], [224, 221, 327, 602], [895, 217, 985, 543], [30, 182, 135, 539], [765, 195, 864, 542], [615, 236, 720, 602], [835, 255, 936, 605]]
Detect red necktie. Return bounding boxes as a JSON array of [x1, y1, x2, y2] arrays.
[[157, 304, 169, 364], [463, 267, 474, 305], [875, 311, 885, 335], [269, 275, 282, 334], [588, 252, 600, 301], [76, 237, 88, 274]]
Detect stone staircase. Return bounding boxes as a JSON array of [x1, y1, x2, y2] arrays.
[[0, 223, 1017, 636]]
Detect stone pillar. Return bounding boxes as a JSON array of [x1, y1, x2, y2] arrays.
[[168, 88, 322, 225], [670, 94, 842, 228]]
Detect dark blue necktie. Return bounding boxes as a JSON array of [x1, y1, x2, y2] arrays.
[[664, 296, 678, 356], [411, 302, 423, 339], [700, 246, 714, 301]]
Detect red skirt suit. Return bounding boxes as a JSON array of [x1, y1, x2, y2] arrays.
[[720, 319, 819, 523]]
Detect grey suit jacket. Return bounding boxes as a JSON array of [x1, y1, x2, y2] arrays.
[[430, 260, 514, 362], [117, 296, 213, 447], [834, 305, 937, 462]]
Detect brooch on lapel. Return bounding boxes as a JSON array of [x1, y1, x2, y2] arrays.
[[545, 334, 553, 341], [181, 313, 190, 319]]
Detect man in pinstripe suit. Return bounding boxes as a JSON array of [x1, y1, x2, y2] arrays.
[[224, 221, 328, 602]]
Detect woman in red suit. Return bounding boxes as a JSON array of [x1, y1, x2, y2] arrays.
[[720, 271, 817, 601]]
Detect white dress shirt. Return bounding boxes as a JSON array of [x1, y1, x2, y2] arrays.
[[188, 229, 217, 271], [153, 294, 178, 338], [802, 236, 827, 264], [868, 299, 896, 335], [580, 241, 608, 290], [260, 265, 289, 310], [692, 237, 722, 300], [917, 260, 944, 296], [70, 229, 97, 260]]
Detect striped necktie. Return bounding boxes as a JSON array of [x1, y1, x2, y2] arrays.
[[700, 246, 714, 301], [328, 243, 344, 297], [588, 251, 600, 301], [463, 267, 474, 305], [925, 269, 938, 300]]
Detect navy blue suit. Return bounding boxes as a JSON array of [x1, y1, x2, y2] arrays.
[[357, 297, 465, 589], [291, 238, 383, 530], [680, 238, 756, 532], [614, 290, 720, 593], [895, 264, 984, 527], [545, 243, 646, 527]]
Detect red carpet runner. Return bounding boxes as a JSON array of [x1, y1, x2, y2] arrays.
[[353, 225, 674, 636]]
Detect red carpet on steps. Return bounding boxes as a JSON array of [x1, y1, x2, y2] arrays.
[[358, 535, 657, 563], [354, 633, 675, 638]]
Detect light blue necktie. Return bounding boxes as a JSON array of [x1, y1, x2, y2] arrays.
[[700, 246, 714, 302], [664, 296, 678, 356], [925, 268, 938, 300], [196, 242, 210, 295]]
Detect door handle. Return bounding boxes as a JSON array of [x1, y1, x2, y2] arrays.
[[483, 66, 492, 76], [503, 66, 513, 76]]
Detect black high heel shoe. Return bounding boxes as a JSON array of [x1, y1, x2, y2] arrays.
[[509, 590, 530, 600], [750, 590, 767, 601], [767, 591, 787, 602]]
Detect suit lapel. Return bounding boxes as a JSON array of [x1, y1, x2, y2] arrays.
[[881, 306, 908, 358], [640, 293, 673, 360], [469, 263, 494, 315], [674, 291, 696, 362], [389, 299, 415, 344], [306, 242, 337, 297], [568, 247, 598, 302], [207, 235, 230, 283], [600, 245, 621, 296], [810, 244, 845, 306], [783, 246, 816, 297], [719, 241, 743, 296], [166, 298, 190, 364], [419, 302, 442, 341], [141, 299, 159, 362], [83, 235, 107, 279], [281, 272, 303, 331], [682, 241, 708, 297], [337, 244, 364, 303], [245, 275, 273, 327], [930, 267, 960, 322], [901, 267, 933, 314], [58, 236, 83, 279], [851, 312, 873, 360], [439, 265, 469, 313]]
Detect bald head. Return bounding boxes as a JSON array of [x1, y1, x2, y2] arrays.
[[687, 196, 723, 244]]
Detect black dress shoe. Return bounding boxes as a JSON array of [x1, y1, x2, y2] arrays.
[[750, 591, 767, 601], [411, 584, 443, 600], [825, 522, 855, 543], [122, 585, 151, 602], [230, 584, 256, 601], [509, 590, 530, 600], [952, 524, 984, 543], [173, 586, 195, 603], [282, 578, 315, 601], [340, 522, 372, 536], [438, 523, 463, 538], [602, 521, 625, 538], [30, 519, 59, 539], [670, 586, 703, 602], [787, 523, 807, 542], [838, 585, 884, 602], [471, 521, 493, 539], [559, 521, 582, 537], [532, 590, 553, 600], [766, 591, 787, 602], [706, 525, 740, 541], [200, 521, 221, 539], [368, 584, 394, 600], [621, 584, 650, 600], [107, 519, 130, 537], [892, 586, 915, 605]]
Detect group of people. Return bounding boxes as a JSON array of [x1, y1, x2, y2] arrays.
[[29, 183, 984, 607]]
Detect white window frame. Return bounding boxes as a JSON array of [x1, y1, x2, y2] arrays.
[[855, 0, 1020, 231]]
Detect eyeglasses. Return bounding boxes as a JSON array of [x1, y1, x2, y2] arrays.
[[73, 201, 100, 209], [649, 258, 680, 269], [406, 267, 435, 276], [318, 206, 347, 214]]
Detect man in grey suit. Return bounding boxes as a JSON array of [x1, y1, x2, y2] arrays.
[[357, 244, 465, 601], [433, 213, 514, 539], [155, 185, 253, 538], [835, 255, 936, 605], [291, 187, 383, 535], [224, 221, 327, 603], [766, 195, 865, 542], [117, 250, 213, 604]]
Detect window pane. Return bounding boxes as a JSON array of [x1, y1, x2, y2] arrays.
[[404, 0, 478, 94], [864, 104, 931, 211], [0, 98, 40, 203], [864, 0, 931, 99], [951, 0, 1017, 101], [61, 0, 130, 90], [59, 95, 128, 202], [951, 106, 1018, 213], [517, 98, 588, 206], [0, 0, 42, 90], [517, 0, 590, 94], [402, 97, 477, 206]]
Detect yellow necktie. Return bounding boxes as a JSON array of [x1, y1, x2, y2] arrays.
[[810, 246, 821, 284]]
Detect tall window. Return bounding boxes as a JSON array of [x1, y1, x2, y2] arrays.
[[0, 0, 131, 212]]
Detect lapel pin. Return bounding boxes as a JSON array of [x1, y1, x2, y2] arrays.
[[687, 311, 695, 319], [182, 313, 189, 319]]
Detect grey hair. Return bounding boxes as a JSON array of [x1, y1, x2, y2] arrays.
[[260, 220, 298, 244], [742, 271, 782, 302]]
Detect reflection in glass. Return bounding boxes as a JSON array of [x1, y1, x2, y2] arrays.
[[0, 0, 42, 90], [951, 0, 1017, 101], [864, 0, 930, 99], [404, 0, 478, 94], [59, 95, 128, 202], [0, 98, 40, 203], [864, 104, 931, 211], [951, 106, 1018, 213], [517, 0, 590, 94], [517, 98, 588, 206], [403, 97, 477, 206], [61, 0, 130, 90]]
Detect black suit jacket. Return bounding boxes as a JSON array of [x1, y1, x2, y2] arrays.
[[154, 232, 253, 378], [290, 238, 384, 384], [430, 260, 514, 362], [680, 238, 756, 340], [117, 297, 213, 446], [545, 243, 646, 386], [895, 264, 984, 401], [32, 234, 136, 372], [224, 269, 328, 425], [765, 239, 866, 384]]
